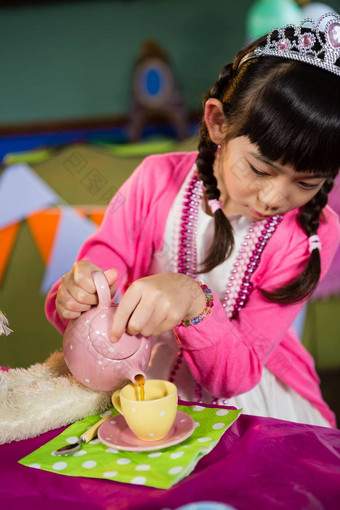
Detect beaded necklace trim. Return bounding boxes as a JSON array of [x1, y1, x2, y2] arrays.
[[176, 170, 283, 318], [171, 168, 283, 402]]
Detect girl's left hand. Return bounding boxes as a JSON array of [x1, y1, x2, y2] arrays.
[[110, 273, 206, 339]]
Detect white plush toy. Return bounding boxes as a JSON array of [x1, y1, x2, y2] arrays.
[[0, 311, 111, 444], [0, 309, 12, 336]]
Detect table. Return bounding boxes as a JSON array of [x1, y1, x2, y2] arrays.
[[1, 405, 339, 510]]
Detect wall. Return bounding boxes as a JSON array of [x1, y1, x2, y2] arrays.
[[2, 0, 339, 128], [0, 0, 256, 126]]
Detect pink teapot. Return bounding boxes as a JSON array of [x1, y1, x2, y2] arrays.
[[63, 271, 152, 392]]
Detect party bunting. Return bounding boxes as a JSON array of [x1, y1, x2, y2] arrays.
[[293, 305, 307, 341], [27, 209, 61, 265], [40, 207, 97, 294], [89, 210, 105, 226], [0, 222, 20, 286], [73, 207, 105, 225], [0, 163, 59, 229], [73, 207, 86, 217]]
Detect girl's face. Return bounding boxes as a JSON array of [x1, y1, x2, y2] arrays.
[[215, 136, 326, 221]]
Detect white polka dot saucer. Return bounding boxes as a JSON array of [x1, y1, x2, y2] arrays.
[[98, 411, 195, 452]]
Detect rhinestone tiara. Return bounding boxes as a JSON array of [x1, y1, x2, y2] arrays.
[[252, 12, 340, 77]]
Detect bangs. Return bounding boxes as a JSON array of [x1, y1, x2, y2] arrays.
[[231, 60, 340, 177]]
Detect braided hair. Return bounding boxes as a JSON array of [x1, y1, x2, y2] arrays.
[[196, 63, 235, 272], [197, 34, 340, 304]]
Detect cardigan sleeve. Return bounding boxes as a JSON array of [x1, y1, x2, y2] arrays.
[[174, 207, 340, 398], [45, 152, 196, 334], [45, 160, 142, 333], [45, 156, 156, 333]]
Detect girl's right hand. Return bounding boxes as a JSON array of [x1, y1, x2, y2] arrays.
[[55, 260, 118, 320]]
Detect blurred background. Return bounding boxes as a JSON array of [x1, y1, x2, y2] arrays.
[[1, 0, 340, 419]]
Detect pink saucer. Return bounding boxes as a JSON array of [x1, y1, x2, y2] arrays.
[[98, 411, 195, 452]]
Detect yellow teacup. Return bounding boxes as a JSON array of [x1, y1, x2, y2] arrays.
[[112, 379, 178, 441]]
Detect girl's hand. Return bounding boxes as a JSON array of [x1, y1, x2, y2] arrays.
[[56, 260, 118, 320], [111, 273, 206, 339]]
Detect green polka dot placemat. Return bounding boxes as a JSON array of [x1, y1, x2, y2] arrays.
[[19, 404, 242, 489]]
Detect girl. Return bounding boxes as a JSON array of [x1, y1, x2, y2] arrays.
[[46, 13, 340, 428]]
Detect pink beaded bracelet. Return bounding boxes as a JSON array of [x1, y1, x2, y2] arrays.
[[180, 281, 214, 327]]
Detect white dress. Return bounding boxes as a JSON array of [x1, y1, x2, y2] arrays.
[[147, 168, 330, 427]]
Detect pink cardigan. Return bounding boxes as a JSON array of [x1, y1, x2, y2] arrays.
[[45, 152, 340, 427]]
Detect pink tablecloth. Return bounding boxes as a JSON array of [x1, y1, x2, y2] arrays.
[[1, 403, 340, 510]]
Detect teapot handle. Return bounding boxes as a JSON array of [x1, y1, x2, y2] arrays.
[[92, 271, 112, 309], [112, 389, 123, 415]]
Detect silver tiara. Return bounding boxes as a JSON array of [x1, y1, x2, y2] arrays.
[[253, 12, 340, 77]]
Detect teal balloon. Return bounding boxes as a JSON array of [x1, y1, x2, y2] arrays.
[[246, 0, 302, 40]]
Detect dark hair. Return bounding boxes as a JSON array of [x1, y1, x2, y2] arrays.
[[197, 31, 340, 304]]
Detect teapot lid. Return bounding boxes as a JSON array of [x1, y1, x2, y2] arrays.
[[89, 306, 143, 360]]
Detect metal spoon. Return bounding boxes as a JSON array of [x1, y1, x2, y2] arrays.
[[55, 415, 111, 456]]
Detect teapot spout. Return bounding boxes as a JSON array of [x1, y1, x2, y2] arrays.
[[125, 336, 152, 387], [132, 373, 146, 401], [131, 373, 146, 386]]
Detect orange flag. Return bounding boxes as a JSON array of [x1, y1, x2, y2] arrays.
[[27, 209, 61, 265], [89, 210, 105, 226], [0, 222, 20, 285], [74, 207, 86, 217], [74, 207, 104, 226]]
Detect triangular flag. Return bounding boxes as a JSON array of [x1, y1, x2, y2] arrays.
[[0, 222, 20, 285], [40, 207, 97, 294], [74, 207, 86, 217], [0, 163, 60, 229], [293, 305, 307, 340], [27, 209, 61, 265], [73, 207, 105, 225], [90, 210, 105, 226]]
